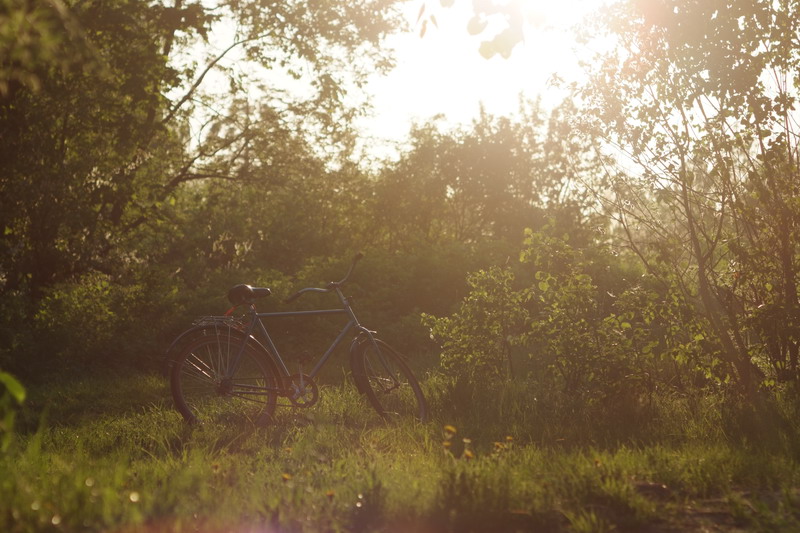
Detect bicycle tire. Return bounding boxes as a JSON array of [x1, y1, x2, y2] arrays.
[[163, 316, 249, 377], [351, 339, 428, 422], [170, 333, 280, 425]]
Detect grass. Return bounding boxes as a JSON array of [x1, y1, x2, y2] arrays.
[[2, 372, 800, 532]]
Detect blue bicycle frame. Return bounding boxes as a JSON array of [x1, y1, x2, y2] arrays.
[[227, 285, 376, 387]]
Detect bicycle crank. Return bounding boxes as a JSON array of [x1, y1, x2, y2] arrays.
[[287, 373, 319, 407]]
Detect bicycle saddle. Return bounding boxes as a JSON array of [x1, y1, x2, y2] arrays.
[[227, 284, 271, 306]]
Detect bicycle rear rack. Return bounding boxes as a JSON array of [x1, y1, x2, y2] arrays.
[[192, 315, 246, 331]]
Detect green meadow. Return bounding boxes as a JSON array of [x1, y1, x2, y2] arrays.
[[3, 372, 799, 532]]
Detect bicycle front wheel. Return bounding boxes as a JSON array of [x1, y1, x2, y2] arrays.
[[352, 339, 428, 422], [170, 333, 280, 425]]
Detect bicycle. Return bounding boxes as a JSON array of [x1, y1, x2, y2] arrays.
[[167, 253, 428, 425]]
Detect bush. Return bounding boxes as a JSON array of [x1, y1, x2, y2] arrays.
[[424, 266, 528, 381], [32, 273, 123, 364], [426, 229, 663, 415]]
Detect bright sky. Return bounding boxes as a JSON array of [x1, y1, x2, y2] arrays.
[[184, 0, 608, 161], [357, 0, 607, 157]]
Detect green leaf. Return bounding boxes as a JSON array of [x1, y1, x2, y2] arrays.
[[642, 341, 659, 354], [0, 372, 25, 404]]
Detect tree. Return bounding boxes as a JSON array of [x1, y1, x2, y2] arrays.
[[166, 101, 373, 277], [372, 101, 599, 249], [0, 0, 405, 297], [0, 0, 93, 94], [578, 0, 800, 389]]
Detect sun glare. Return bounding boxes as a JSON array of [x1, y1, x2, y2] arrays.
[[359, 0, 606, 156]]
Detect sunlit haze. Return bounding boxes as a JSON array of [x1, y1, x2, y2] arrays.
[[358, 0, 607, 156]]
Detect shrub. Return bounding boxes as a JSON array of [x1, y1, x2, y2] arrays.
[[424, 266, 528, 382], [427, 229, 663, 415]]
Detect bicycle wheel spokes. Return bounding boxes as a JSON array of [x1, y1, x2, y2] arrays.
[[357, 340, 428, 422], [182, 351, 218, 384], [171, 334, 279, 425]]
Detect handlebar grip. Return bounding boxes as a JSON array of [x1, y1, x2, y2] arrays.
[[338, 252, 364, 284]]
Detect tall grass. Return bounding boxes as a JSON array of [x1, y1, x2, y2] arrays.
[[2, 372, 800, 532]]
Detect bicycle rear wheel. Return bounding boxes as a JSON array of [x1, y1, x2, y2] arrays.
[[352, 339, 428, 422], [170, 333, 279, 425]]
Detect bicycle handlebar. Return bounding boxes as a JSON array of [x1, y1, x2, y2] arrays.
[[283, 253, 363, 304], [334, 252, 363, 286]]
